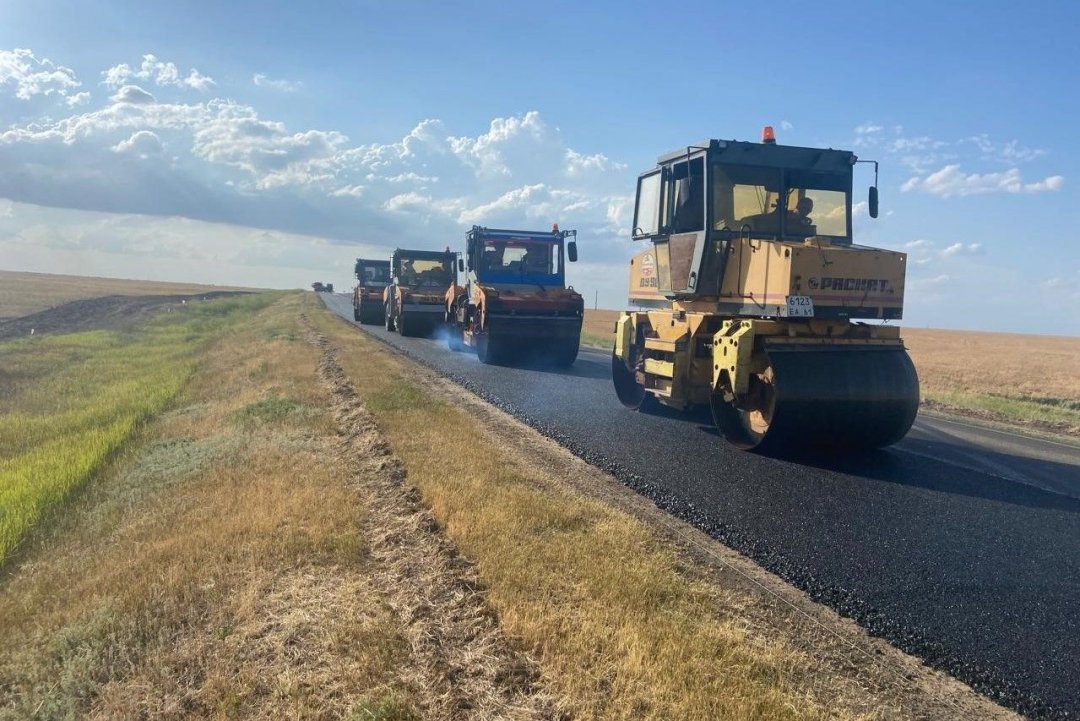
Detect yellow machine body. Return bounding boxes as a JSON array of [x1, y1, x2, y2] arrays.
[[613, 135, 919, 451]]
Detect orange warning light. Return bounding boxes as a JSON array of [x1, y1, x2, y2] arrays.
[[762, 126, 776, 144]]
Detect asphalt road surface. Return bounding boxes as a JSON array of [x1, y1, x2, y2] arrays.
[[322, 294, 1080, 719]]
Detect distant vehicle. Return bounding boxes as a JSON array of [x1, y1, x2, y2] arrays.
[[444, 225, 582, 365], [325, 283, 334, 294], [312, 282, 326, 292], [384, 248, 456, 337], [352, 258, 391, 324]]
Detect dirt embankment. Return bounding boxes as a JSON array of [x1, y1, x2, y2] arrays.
[[303, 316, 557, 720], [0, 292, 252, 341]]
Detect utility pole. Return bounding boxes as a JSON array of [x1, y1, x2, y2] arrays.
[[594, 289, 598, 310]]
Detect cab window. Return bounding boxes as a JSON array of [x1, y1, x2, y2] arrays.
[[670, 157, 704, 234], [633, 171, 662, 237], [784, 170, 850, 239], [710, 165, 782, 234]]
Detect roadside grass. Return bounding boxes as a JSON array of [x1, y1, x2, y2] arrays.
[[0, 294, 277, 562], [580, 330, 614, 351], [0, 268, 257, 320], [312, 307, 870, 721], [0, 292, 420, 719], [922, 390, 1080, 434]]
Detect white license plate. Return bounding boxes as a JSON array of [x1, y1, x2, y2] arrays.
[[786, 295, 815, 317]]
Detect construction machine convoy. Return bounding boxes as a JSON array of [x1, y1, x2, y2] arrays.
[[384, 248, 456, 337], [312, 282, 333, 293], [335, 127, 917, 453], [613, 128, 919, 451], [445, 225, 583, 365], [352, 258, 391, 324]]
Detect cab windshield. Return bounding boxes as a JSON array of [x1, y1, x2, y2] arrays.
[[360, 264, 390, 287], [397, 257, 452, 288], [479, 239, 560, 278], [710, 165, 850, 241]]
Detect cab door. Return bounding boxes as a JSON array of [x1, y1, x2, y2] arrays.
[[665, 153, 708, 295], [632, 152, 709, 296]]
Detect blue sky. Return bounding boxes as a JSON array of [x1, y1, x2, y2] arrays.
[[1, 0, 1077, 334]]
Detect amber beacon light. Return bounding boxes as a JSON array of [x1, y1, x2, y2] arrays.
[[762, 125, 776, 144]]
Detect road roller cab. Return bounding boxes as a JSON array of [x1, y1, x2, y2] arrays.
[[613, 129, 919, 452], [384, 248, 456, 337], [352, 257, 391, 324], [445, 225, 584, 365]]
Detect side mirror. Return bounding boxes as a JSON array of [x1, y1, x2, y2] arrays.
[[457, 258, 464, 272], [567, 241, 578, 263], [466, 255, 474, 271], [868, 186, 879, 219]]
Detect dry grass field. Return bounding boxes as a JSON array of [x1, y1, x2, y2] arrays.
[[583, 309, 1080, 436], [0, 269, 259, 320], [0, 289, 1014, 720]]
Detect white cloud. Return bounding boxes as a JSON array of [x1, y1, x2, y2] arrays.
[[253, 73, 303, 92], [566, 149, 626, 176], [330, 184, 364, 198], [0, 199, 387, 290], [110, 84, 156, 105], [901, 164, 1064, 197], [102, 53, 216, 91], [939, 242, 984, 258], [779, 120, 793, 131], [182, 68, 216, 92], [2, 51, 633, 289], [967, 134, 1045, 164], [911, 273, 950, 288], [386, 172, 438, 184], [112, 130, 162, 156], [0, 48, 81, 101], [853, 122, 883, 147], [905, 239, 932, 250], [65, 91, 91, 107]]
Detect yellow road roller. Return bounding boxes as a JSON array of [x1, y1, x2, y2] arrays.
[[612, 128, 919, 451]]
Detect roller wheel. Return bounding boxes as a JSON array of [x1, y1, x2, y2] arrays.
[[447, 325, 465, 352], [710, 368, 777, 451], [711, 347, 920, 453], [553, 339, 579, 367], [477, 335, 502, 365], [384, 304, 394, 332], [397, 311, 411, 337], [353, 306, 361, 322], [612, 352, 652, 410]]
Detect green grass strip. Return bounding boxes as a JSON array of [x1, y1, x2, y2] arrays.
[[0, 294, 278, 561]]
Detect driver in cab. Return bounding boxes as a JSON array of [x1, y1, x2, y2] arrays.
[[786, 196, 815, 236]]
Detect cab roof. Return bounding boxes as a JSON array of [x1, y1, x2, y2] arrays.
[[656, 139, 856, 173], [391, 248, 454, 261]]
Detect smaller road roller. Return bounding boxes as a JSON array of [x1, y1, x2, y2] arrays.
[[352, 257, 391, 324], [445, 225, 584, 365], [613, 128, 919, 451], [384, 248, 456, 338]]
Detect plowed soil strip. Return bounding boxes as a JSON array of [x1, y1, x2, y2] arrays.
[[304, 319, 556, 721]]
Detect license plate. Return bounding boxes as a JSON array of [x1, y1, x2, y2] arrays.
[[786, 295, 815, 317]]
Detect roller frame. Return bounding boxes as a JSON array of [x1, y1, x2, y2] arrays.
[[613, 310, 919, 451]]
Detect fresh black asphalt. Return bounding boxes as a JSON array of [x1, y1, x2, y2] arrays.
[[322, 294, 1080, 719]]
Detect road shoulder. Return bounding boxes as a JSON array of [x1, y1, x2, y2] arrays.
[[317, 301, 1018, 721]]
